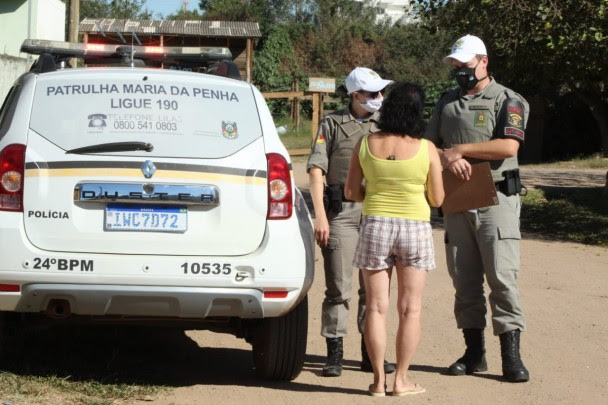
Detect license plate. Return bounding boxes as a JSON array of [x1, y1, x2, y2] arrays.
[[105, 205, 187, 233]]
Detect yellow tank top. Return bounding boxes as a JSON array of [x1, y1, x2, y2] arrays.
[[359, 135, 430, 221]]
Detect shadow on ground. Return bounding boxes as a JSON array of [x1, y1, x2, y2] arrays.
[[0, 326, 362, 394]]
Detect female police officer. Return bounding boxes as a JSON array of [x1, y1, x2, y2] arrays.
[[307, 67, 395, 377]]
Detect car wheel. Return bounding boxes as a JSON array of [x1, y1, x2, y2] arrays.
[[252, 296, 308, 380]]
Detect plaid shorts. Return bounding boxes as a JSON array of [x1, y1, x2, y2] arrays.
[[353, 216, 436, 271]]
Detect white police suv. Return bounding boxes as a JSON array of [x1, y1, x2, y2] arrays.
[[0, 40, 314, 380]]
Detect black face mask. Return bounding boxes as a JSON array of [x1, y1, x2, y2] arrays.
[[452, 60, 487, 91]]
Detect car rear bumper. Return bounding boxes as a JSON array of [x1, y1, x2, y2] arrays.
[[16, 283, 272, 319]]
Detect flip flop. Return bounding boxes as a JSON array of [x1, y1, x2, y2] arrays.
[[393, 383, 426, 397], [368, 383, 386, 397]]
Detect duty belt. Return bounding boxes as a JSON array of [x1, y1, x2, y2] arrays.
[[327, 184, 356, 203]]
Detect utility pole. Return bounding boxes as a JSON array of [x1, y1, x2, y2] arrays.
[[27, 0, 32, 62], [68, 0, 80, 66]]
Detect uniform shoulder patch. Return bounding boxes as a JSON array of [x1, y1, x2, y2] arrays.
[[316, 134, 325, 144], [501, 98, 525, 141]]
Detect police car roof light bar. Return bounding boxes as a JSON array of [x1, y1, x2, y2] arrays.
[[20, 39, 232, 67]]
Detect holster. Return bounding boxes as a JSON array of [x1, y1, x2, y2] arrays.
[[324, 185, 344, 214], [496, 169, 522, 196]]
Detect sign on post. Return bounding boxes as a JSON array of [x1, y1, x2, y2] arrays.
[[308, 77, 335, 93]]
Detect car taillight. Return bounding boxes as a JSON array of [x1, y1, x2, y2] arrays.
[[266, 153, 292, 219], [0, 144, 26, 212]]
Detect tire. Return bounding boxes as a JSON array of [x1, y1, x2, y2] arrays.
[[252, 296, 308, 380]]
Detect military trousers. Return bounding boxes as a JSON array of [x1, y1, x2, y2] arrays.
[[444, 191, 526, 335], [321, 201, 366, 338]]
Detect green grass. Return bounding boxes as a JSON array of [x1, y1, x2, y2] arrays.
[[0, 372, 160, 404], [521, 187, 608, 246], [274, 117, 314, 150], [522, 153, 608, 169]]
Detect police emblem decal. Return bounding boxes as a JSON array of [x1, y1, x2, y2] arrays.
[[474, 111, 487, 127], [141, 160, 156, 178], [508, 113, 523, 127], [222, 121, 238, 139]]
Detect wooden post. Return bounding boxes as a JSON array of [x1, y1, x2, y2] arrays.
[[319, 93, 325, 119], [312, 93, 320, 142], [246, 38, 253, 83], [293, 78, 300, 129], [68, 0, 80, 67], [290, 78, 296, 122]]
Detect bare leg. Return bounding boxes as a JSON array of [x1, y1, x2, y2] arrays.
[[393, 264, 427, 393], [361, 267, 392, 393]]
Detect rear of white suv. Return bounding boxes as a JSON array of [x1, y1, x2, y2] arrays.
[[0, 50, 314, 380]]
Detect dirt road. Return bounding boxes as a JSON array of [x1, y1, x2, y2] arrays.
[[137, 164, 607, 405]]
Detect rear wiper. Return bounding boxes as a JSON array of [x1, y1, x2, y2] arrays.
[[66, 142, 153, 154]]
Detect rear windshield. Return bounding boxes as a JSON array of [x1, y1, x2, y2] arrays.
[[29, 71, 262, 158]]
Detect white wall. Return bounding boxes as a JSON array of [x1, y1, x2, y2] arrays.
[[0, 55, 29, 102], [356, 0, 413, 25], [0, 0, 65, 58], [36, 0, 66, 41]]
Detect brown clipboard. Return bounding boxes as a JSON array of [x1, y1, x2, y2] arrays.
[[441, 162, 499, 214]]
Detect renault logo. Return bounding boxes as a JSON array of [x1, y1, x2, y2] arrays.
[[141, 160, 156, 178]]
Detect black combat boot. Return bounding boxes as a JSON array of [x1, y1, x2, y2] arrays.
[[448, 328, 488, 375], [323, 337, 344, 377], [499, 330, 529, 382], [360, 336, 396, 374]]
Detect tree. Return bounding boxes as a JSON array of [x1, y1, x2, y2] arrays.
[[166, 9, 203, 20], [64, 0, 152, 20], [413, 0, 608, 156], [295, 0, 382, 75], [61, 0, 151, 44], [198, 0, 297, 33]]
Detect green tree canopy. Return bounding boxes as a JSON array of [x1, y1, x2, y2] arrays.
[[75, 0, 152, 20], [198, 0, 297, 33], [166, 8, 203, 20]]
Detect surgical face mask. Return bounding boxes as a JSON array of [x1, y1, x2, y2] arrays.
[[452, 59, 487, 91], [359, 96, 383, 113]]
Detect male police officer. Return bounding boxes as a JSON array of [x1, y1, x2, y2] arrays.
[[425, 35, 530, 382], [307, 67, 396, 377]]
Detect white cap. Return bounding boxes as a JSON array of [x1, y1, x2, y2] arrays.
[[443, 35, 487, 64], [345, 67, 393, 95]]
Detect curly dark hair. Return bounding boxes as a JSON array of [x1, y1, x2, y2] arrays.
[[377, 82, 426, 138]]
